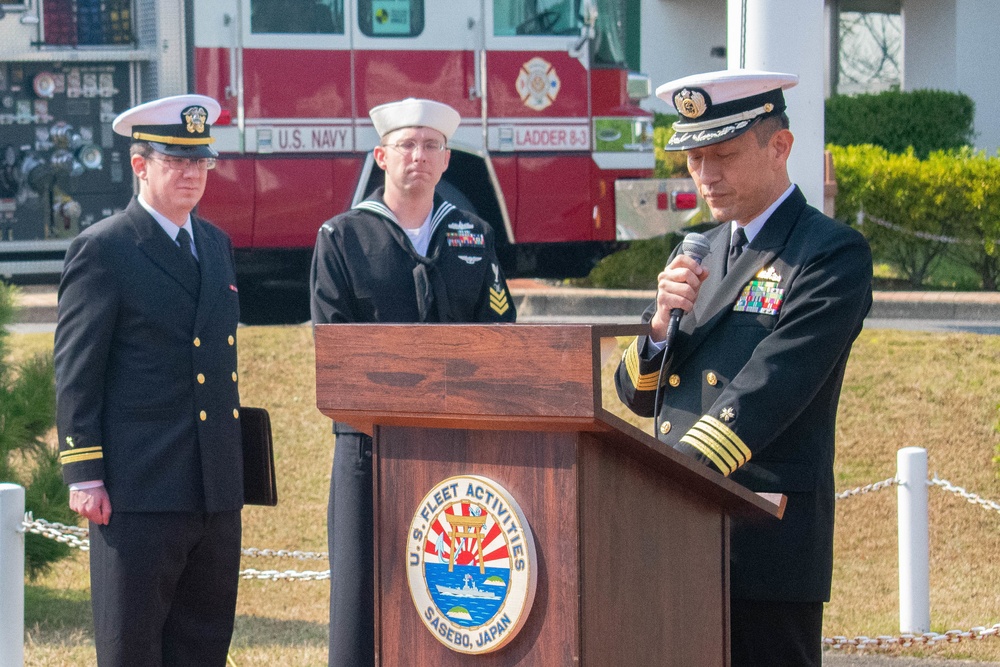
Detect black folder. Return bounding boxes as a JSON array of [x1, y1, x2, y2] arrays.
[[241, 406, 278, 506]]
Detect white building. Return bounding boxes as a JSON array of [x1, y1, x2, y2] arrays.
[[640, 0, 999, 154]]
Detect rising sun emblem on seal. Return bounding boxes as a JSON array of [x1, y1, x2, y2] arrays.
[[515, 57, 561, 111], [406, 475, 537, 654]]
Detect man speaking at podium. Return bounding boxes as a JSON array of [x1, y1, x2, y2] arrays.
[[615, 71, 873, 666], [310, 97, 516, 667]]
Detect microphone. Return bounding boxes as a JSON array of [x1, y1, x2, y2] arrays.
[[654, 232, 711, 431], [662, 232, 711, 347]]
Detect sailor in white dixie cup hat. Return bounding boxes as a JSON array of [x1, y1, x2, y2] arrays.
[[656, 69, 798, 151], [112, 93, 221, 158], [368, 97, 461, 141], [310, 95, 515, 667], [615, 68, 873, 667]]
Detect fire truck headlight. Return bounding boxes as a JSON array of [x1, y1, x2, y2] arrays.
[[50, 149, 75, 172], [50, 122, 74, 148], [33, 72, 57, 99], [77, 144, 103, 170]]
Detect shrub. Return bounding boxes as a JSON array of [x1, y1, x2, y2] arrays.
[[831, 145, 1000, 290], [0, 283, 73, 579], [581, 233, 683, 289], [653, 112, 688, 178], [826, 89, 975, 158]]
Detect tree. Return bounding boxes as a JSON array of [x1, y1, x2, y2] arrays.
[[838, 11, 902, 95], [0, 282, 75, 578]]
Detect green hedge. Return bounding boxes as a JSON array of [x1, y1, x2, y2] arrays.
[[831, 144, 1000, 290], [826, 90, 975, 158]]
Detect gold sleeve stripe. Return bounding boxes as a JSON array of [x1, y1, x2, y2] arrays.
[[682, 427, 740, 474], [679, 432, 734, 476], [680, 415, 752, 476], [623, 338, 664, 392], [59, 450, 104, 465], [700, 415, 752, 462], [58, 446, 102, 461]]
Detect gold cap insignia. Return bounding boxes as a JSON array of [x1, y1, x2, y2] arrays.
[[182, 105, 208, 134], [674, 88, 708, 119], [756, 266, 782, 282]]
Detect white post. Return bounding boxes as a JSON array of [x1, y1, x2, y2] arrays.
[[0, 483, 25, 667], [726, 0, 827, 209], [897, 447, 930, 634]]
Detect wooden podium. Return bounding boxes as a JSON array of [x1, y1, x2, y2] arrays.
[[315, 324, 783, 667]]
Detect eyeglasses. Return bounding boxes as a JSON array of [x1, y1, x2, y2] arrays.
[[149, 156, 217, 171], [383, 139, 447, 156]]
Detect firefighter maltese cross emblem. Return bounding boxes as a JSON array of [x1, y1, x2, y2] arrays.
[[515, 57, 561, 111], [406, 475, 537, 654]]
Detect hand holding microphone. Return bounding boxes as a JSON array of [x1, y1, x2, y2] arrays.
[[650, 232, 712, 345], [653, 232, 711, 428]]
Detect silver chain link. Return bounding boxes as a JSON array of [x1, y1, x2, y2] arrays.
[[20, 474, 1000, 596], [240, 547, 328, 561], [835, 476, 897, 500], [929, 475, 1000, 516], [824, 623, 1000, 650], [22, 514, 91, 551], [239, 567, 330, 582]]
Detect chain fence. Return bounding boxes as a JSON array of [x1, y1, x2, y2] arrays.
[[22, 473, 1000, 647], [859, 211, 999, 246], [826, 473, 1000, 651]]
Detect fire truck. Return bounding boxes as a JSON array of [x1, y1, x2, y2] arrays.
[[0, 0, 704, 319]]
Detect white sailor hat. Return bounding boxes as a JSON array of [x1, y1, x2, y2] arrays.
[[112, 94, 221, 158], [656, 69, 798, 151], [369, 98, 461, 141]]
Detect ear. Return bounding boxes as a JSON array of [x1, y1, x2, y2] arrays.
[[373, 145, 388, 171], [770, 129, 794, 164], [130, 153, 147, 179]]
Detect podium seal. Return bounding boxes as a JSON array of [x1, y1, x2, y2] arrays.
[[406, 475, 537, 653]]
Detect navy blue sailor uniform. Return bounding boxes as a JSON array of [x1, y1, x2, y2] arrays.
[[55, 196, 243, 665], [616, 187, 872, 606], [311, 187, 516, 324], [310, 187, 515, 667]]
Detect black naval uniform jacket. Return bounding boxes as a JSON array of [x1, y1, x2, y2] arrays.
[[616, 187, 872, 603], [55, 197, 244, 513], [310, 188, 516, 325]]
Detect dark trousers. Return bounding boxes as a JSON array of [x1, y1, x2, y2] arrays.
[[328, 430, 375, 667], [730, 599, 824, 667], [89, 510, 242, 667]]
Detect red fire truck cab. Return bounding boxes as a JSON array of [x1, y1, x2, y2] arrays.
[[1, 0, 705, 320]]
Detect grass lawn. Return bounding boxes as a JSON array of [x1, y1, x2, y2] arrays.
[[9, 325, 1000, 665]]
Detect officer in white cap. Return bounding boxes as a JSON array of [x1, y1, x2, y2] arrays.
[[55, 94, 245, 666], [310, 98, 515, 667], [615, 71, 873, 666]]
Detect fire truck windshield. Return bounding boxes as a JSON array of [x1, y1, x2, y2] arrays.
[[251, 0, 345, 34], [493, 0, 627, 67]]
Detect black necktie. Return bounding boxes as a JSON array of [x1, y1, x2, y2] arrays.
[[176, 227, 201, 281], [727, 227, 748, 275]]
